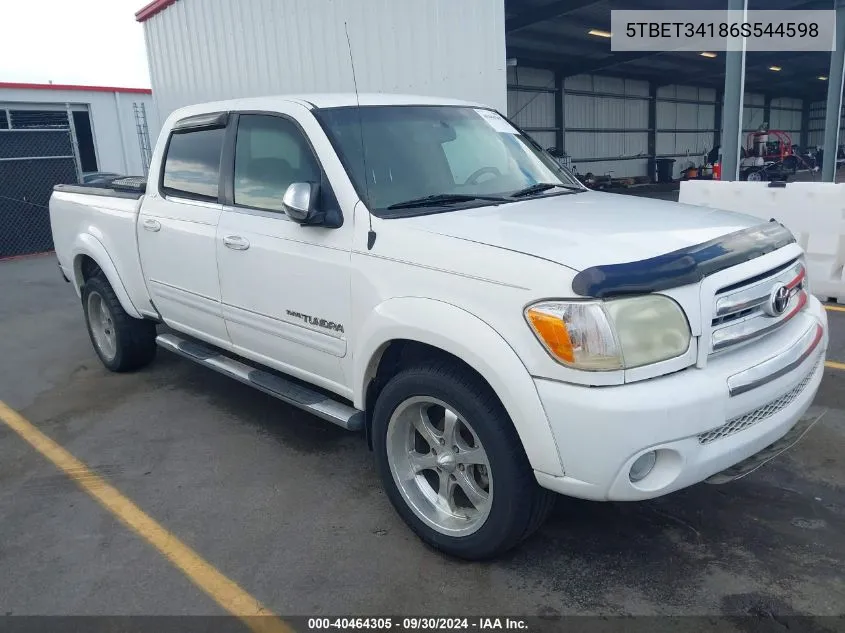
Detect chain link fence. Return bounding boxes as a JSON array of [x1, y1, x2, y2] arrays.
[[0, 108, 80, 258]]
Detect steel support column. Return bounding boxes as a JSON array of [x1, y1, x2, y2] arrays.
[[714, 90, 723, 150], [800, 99, 810, 148], [554, 71, 564, 153], [648, 82, 657, 182], [721, 0, 748, 181], [822, 0, 845, 181]]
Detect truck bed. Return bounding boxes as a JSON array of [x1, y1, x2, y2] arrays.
[[53, 176, 148, 201], [49, 177, 155, 319]]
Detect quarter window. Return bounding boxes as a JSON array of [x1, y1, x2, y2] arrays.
[[161, 127, 225, 200], [234, 114, 320, 212]]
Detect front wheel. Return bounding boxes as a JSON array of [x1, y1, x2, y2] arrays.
[[372, 360, 554, 559], [82, 272, 157, 372]]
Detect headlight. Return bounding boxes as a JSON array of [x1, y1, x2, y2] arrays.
[[525, 296, 691, 371]]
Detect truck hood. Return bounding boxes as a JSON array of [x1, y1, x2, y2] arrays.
[[398, 191, 759, 271]]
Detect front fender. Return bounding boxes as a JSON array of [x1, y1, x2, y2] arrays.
[[72, 233, 142, 319], [354, 297, 564, 476]]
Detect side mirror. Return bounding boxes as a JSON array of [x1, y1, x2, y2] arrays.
[[282, 182, 321, 224]]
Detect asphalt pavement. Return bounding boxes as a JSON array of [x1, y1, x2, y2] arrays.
[[0, 254, 843, 623]]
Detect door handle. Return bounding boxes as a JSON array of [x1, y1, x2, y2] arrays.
[[223, 235, 250, 250], [142, 218, 161, 232]]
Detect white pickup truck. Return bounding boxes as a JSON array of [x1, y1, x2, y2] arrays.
[[50, 94, 827, 559]]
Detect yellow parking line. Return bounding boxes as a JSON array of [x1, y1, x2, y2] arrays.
[[825, 360, 845, 371], [0, 400, 292, 633], [824, 305, 845, 312]]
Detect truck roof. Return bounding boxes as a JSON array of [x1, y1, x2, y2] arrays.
[[167, 93, 489, 123]]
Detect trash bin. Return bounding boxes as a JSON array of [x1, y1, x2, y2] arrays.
[[656, 158, 676, 183]]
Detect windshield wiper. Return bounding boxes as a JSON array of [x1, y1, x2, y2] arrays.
[[510, 183, 584, 198], [386, 193, 509, 210]]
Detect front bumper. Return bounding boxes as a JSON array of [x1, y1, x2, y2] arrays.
[[533, 301, 827, 501]]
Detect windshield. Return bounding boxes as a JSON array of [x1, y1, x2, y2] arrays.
[[314, 105, 584, 215]]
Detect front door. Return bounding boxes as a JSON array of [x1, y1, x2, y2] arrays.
[[216, 110, 353, 395], [138, 118, 230, 347]]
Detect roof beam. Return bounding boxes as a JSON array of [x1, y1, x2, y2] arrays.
[[506, 0, 603, 33], [560, 51, 670, 77]]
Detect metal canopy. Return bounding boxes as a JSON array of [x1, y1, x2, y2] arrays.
[[505, 0, 841, 101]]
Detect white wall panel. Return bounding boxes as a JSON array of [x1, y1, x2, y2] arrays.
[[507, 67, 553, 88], [770, 109, 801, 132], [742, 92, 766, 133], [506, 66, 555, 147], [562, 74, 649, 177], [0, 87, 156, 176], [565, 132, 648, 159], [143, 0, 506, 123], [744, 92, 765, 106], [564, 94, 647, 129], [655, 84, 717, 173], [769, 98, 802, 134], [564, 75, 592, 91], [507, 91, 555, 129], [571, 158, 649, 177], [657, 85, 716, 102], [772, 97, 801, 109], [807, 101, 845, 147]]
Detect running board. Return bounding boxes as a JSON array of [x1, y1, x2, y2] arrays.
[[156, 333, 364, 432]]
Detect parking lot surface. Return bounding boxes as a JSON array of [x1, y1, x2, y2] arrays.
[[1, 254, 844, 620]]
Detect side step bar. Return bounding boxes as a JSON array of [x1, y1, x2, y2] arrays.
[[156, 333, 364, 432]]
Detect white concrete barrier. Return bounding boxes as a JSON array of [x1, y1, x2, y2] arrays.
[[679, 180, 845, 302]]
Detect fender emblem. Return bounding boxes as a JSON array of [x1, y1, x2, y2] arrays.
[[286, 310, 344, 333]]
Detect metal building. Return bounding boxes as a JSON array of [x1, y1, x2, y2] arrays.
[[0, 83, 158, 257], [136, 0, 844, 183], [137, 0, 507, 124]]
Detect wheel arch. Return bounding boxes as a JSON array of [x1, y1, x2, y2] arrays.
[[71, 234, 142, 319], [354, 297, 564, 476]]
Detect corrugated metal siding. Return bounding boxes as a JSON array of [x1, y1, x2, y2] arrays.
[[506, 66, 555, 149], [655, 84, 717, 178], [769, 97, 802, 144], [508, 69, 815, 179], [563, 74, 649, 177], [743, 91, 766, 132], [807, 101, 845, 147], [143, 0, 506, 123]]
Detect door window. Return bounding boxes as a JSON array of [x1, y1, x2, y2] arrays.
[[161, 127, 225, 201], [234, 115, 320, 212]]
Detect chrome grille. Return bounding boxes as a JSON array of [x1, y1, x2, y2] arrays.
[[710, 259, 806, 353], [698, 357, 820, 444]]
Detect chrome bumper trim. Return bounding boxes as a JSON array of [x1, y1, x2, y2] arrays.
[[726, 321, 824, 397], [705, 406, 827, 484]]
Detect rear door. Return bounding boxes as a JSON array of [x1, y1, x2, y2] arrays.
[[138, 114, 230, 347], [215, 108, 353, 394]]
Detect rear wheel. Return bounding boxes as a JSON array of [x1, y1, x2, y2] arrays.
[[82, 272, 156, 372], [743, 168, 766, 182], [372, 360, 555, 559]]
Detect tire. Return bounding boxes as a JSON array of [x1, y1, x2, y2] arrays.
[[743, 168, 766, 182], [81, 272, 157, 372], [372, 360, 555, 560]]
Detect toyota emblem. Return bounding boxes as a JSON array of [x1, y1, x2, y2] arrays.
[[764, 283, 791, 317]]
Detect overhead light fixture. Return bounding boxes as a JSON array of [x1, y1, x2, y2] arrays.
[[588, 29, 612, 38], [818, 75, 828, 80], [769, 65, 782, 71], [700, 52, 717, 58]]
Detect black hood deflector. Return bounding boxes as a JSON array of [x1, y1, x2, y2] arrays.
[[571, 221, 796, 298]]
